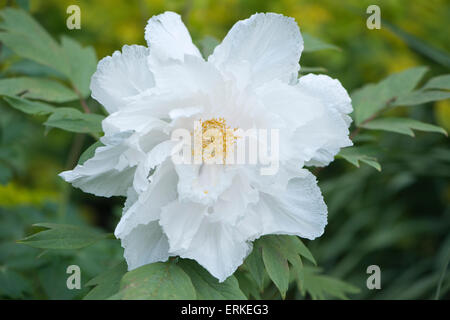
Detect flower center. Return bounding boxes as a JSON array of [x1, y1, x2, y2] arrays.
[[193, 118, 238, 164]]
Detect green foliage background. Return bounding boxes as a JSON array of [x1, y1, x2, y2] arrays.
[[0, 0, 449, 299]]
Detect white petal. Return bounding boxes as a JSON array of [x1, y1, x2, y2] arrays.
[[209, 13, 303, 87], [90, 45, 154, 114], [240, 169, 327, 240], [122, 221, 171, 271], [145, 11, 201, 62], [151, 54, 224, 99], [115, 160, 178, 239], [295, 74, 353, 166], [159, 201, 206, 252], [175, 219, 252, 282], [59, 132, 140, 197], [176, 164, 236, 206]]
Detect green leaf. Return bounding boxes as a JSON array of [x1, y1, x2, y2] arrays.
[[337, 146, 382, 171], [277, 235, 316, 266], [84, 261, 128, 300], [44, 108, 104, 134], [235, 272, 262, 299], [423, 74, 450, 91], [261, 237, 290, 299], [302, 33, 340, 52], [3, 96, 55, 115], [60, 36, 97, 98], [298, 267, 360, 300], [352, 66, 428, 125], [111, 262, 196, 300], [362, 117, 447, 137], [179, 259, 246, 300], [78, 141, 104, 165], [0, 268, 31, 298], [0, 162, 13, 185], [393, 90, 450, 106], [198, 36, 220, 59], [18, 223, 109, 250], [0, 77, 78, 103], [244, 240, 266, 290], [0, 8, 70, 75], [5, 59, 64, 78], [383, 20, 450, 68], [300, 66, 327, 73]]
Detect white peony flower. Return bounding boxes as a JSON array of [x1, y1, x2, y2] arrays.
[[60, 12, 353, 282]]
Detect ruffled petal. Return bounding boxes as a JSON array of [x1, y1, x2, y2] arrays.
[[295, 74, 353, 166], [122, 221, 171, 271], [59, 132, 141, 197], [175, 218, 252, 282], [209, 13, 303, 87], [145, 11, 201, 63], [115, 160, 178, 239], [90, 45, 154, 114], [159, 201, 206, 252], [240, 169, 327, 240]]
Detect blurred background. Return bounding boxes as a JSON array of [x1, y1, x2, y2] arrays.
[[0, 0, 449, 299]]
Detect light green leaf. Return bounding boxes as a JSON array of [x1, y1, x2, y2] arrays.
[[423, 74, 450, 91], [393, 90, 450, 106], [299, 266, 360, 300], [337, 146, 382, 171], [302, 33, 340, 52], [3, 96, 55, 115], [0, 8, 70, 75], [352, 66, 428, 124], [111, 262, 196, 300], [179, 259, 246, 300], [198, 35, 220, 59], [0, 77, 78, 103], [18, 223, 110, 250], [44, 108, 104, 134], [78, 141, 104, 165], [362, 117, 447, 137], [84, 261, 128, 300], [300, 66, 327, 73], [261, 237, 290, 299], [61, 36, 97, 98]]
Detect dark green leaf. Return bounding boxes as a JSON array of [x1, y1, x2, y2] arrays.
[[18, 223, 109, 250], [261, 237, 289, 299], [244, 240, 265, 290], [362, 117, 447, 137], [299, 267, 360, 300], [84, 261, 127, 300], [179, 259, 246, 300], [111, 262, 196, 300]]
